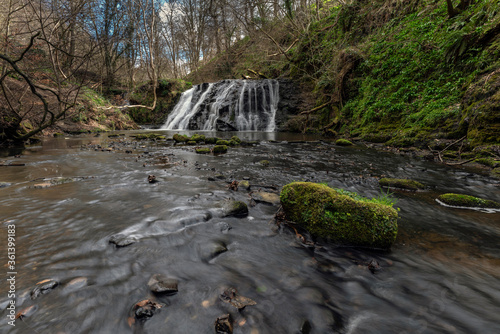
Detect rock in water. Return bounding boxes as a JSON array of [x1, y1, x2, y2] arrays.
[[219, 287, 256, 310], [280, 182, 398, 249], [215, 314, 233, 334], [379, 178, 425, 191], [147, 274, 178, 294], [222, 200, 248, 217], [251, 191, 280, 205], [31, 279, 59, 299], [437, 193, 500, 209]]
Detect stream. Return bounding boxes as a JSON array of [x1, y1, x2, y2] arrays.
[[1, 131, 499, 334]]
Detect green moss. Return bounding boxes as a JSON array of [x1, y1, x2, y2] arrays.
[[204, 137, 219, 144], [216, 140, 230, 145], [228, 139, 240, 146], [239, 180, 250, 190], [280, 182, 398, 249], [133, 133, 165, 140], [53, 133, 65, 137], [230, 136, 242, 144], [190, 134, 206, 142], [213, 145, 228, 154], [379, 178, 425, 191], [187, 141, 197, 145], [492, 168, 500, 178], [336, 139, 353, 146], [475, 158, 500, 168], [437, 193, 500, 209], [195, 148, 211, 154], [173, 134, 189, 143], [259, 160, 270, 167]]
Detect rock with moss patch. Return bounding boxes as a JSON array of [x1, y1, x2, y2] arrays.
[[239, 180, 250, 190], [230, 136, 241, 144], [251, 191, 280, 205], [379, 178, 425, 191], [280, 182, 398, 249], [437, 193, 500, 209], [205, 137, 219, 144], [187, 140, 197, 145], [336, 139, 353, 146], [222, 200, 248, 218], [190, 134, 206, 142], [196, 148, 211, 154], [173, 134, 189, 143], [213, 145, 228, 154], [216, 140, 230, 146], [259, 160, 270, 167]]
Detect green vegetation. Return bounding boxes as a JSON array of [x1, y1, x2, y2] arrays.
[[195, 148, 211, 154], [280, 182, 398, 249], [173, 134, 189, 143], [213, 145, 228, 154], [437, 193, 500, 209], [216, 140, 230, 145], [335, 139, 353, 146], [379, 178, 425, 191]]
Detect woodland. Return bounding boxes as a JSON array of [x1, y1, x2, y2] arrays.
[[0, 0, 499, 154]]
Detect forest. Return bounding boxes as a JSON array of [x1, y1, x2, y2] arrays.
[[0, 0, 499, 154]]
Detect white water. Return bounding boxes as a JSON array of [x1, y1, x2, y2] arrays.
[[161, 79, 279, 131]]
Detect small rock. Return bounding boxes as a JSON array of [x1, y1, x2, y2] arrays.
[[147, 274, 178, 294], [0, 182, 11, 188], [131, 299, 163, 320], [222, 201, 248, 218], [368, 259, 381, 274], [109, 234, 137, 247], [215, 314, 233, 334], [148, 175, 158, 183], [239, 180, 250, 190], [31, 279, 58, 299], [208, 177, 216, 181], [259, 160, 270, 167], [218, 222, 232, 233], [251, 191, 280, 205], [219, 287, 256, 310]]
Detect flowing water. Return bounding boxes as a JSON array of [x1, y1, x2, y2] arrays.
[[1, 131, 499, 334]]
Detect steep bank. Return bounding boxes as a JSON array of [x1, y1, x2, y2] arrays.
[[188, 0, 500, 151]]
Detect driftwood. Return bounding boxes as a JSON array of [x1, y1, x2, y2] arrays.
[[268, 39, 299, 57], [247, 69, 268, 79]]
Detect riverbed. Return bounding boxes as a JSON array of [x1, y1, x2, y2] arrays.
[[1, 131, 499, 334]]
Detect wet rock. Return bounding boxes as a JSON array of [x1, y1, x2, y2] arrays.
[[173, 134, 189, 143], [33, 182, 53, 189], [131, 299, 163, 321], [208, 177, 216, 181], [147, 274, 178, 295], [216, 140, 230, 145], [187, 140, 197, 145], [259, 160, 270, 167], [63, 277, 88, 293], [205, 137, 219, 144], [336, 139, 354, 146], [213, 145, 228, 154], [200, 240, 228, 261], [196, 147, 211, 154], [368, 259, 381, 274], [280, 182, 398, 249], [437, 193, 500, 209], [148, 175, 159, 183], [219, 287, 256, 310], [217, 222, 232, 233], [239, 180, 250, 190], [190, 134, 206, 142], [251, 191, 280, 205], [109, 234, 137, 247], [0, 182, 11, 188], [215, 314, 233, 334], [31, 279, 59, 299], [299, 319, 312, 334], [222, 200, 248, 218], [379, 178, 425, 191]]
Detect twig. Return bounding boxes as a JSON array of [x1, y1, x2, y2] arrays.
[[300, 101, 332, 115], [445, 158, 476, 166]]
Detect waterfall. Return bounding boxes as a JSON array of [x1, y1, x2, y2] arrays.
[[161, 79, 279, 131]]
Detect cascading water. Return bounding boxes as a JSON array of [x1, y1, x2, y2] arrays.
[[161, 79, 279, 131]]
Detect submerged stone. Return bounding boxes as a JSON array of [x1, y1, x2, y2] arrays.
[[216, 140, 230, 146], [109, 234, 137, 247], [280, 182, 398, 249], [251, 191, 280, 205], [215, 314, 233, 334], [31, 279, 59, 300], [173, 134, 189, 143], [437, 193, 500, 209], [195, 147, 211, 154], [379, 178, 425, 191], [222, 200, 248, 217], [219, 287, 256, 310], [239, 180, 250, 190], [147, 274, 178, 294], [213, 145, 228, 154]]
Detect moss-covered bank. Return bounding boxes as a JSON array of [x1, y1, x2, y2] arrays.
[[280, 182, 398, 249]]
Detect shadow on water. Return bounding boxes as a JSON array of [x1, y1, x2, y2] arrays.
[[0, 131, 499, 333]]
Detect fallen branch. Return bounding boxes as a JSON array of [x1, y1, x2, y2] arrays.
[[439, 136, 467, 154], [247, 69, 268, 79], [300, 101, 332, 115], [97, 104, 154, 110], [445, 158, 476, 166], [268, 39, 299, 57]]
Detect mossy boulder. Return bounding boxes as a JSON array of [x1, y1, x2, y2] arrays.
[[228, 139, 240, 146], [379, 178, 425, 191], [195, 148, 211, 154], [190, 134, 205, 142], [280, 182, 398, 249], [216, 140, 230, 145], [187, 140, 197, 145], [437, 193, 500, 209], [213, 145, 228, 154], [204, 137, 219, 144], [173, 134, 189, 143], [336, 139, 353, 146], [239, 180, 250, 190], [231, 136, 241, 144]]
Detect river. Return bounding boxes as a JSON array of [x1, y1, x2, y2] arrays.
[[1, 131, 499, 334]]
